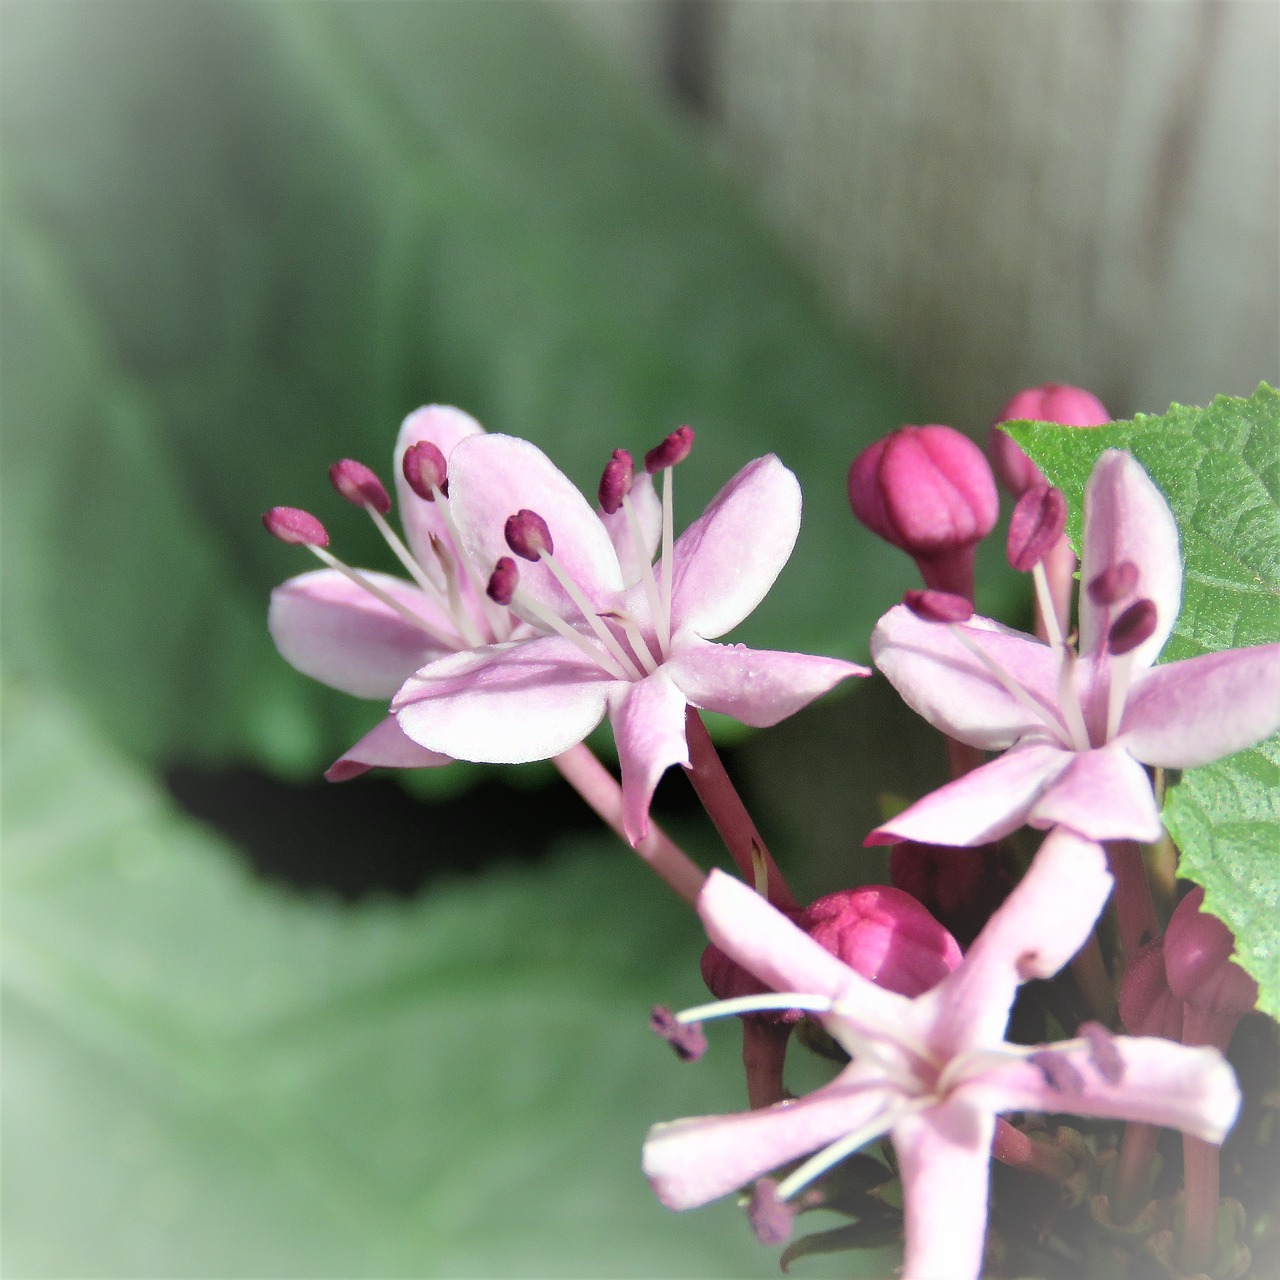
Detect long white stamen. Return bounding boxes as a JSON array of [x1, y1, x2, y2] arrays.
[[622, 493, 669, 655], [1106, 651, 1135, 743], [509, 589, 631, 681], [538, 552, 644, 680], [308, 545, 462, 649], [367, 506, 445, 595], [433, 489, 510, 641], [1032, 563, 1091, 751], [428, 535, 486, 648], [607, 610, 659, 675], [660, 467, 675, 635], [675, 993, 836, 1024]]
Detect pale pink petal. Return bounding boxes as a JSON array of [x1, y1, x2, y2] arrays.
[[643, 1064, 895, 1211], [268, 568, 453, 698], [979, 1037, 1240, 1144], [392, 635, 613, 763], [665, 638, 869, 727], [608, 672, 691, 845], [1121, 644, 1280, 768], [697, 871, 912, 1033], [325, 716, 453, 782], [600, 471, 661, 587], [1030, 743, 1162, 843], [866, 742, 1072, 848], [1078, 451, 1182, 668], [668, 456, 801, 640], [923, 830, 1112, 1054], [393, 404, 486, 568], [872, 605, 1066, 750], [448, 433, 624, 616], [892, 1102, 995, 1280]]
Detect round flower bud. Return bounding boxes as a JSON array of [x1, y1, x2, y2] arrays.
[[988, 383, 1110, 497]]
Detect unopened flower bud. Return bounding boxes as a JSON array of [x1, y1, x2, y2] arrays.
[[598, 449, 635, 515], [644, 425, 694, 473], [1165, 888, 1258, 1046], [847, 425, 998, 600], [486, 556, 519, 605], [504, 509, 554, 560], [701, 920, 805, 1028], [889, 841, 1012, 947], [402, 440, 449, 500], [329, 458, 391, 513], [1007, 484, 1068, 573], [903, 588, 974, 623], [262, 506, 329, 547], [799, 885, 961, 998], [988, 383, 1110, 497]]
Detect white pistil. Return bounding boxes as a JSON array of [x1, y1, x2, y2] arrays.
[[307, 545, 463, 649], [507, 587, 631, 681], [1106, 650, 1135, 743], [537, 551, 645, 680], [622, 492, 669, 655], [1032, 563, 1092, 752], [606, 610, 660, 676]]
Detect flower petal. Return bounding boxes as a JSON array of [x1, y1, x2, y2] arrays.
[[325, 716, 453, 782], [668, 455, 801, 640], [393, 404, 487, 568], [866, 742, 1072, 848], [600, 471, 661, 588], [268, 568, 452, 698], [1078, 451, 1182, 669], [449, 433, 624, 616], [608, 672, 691, 845], [871, 605, 1065, 750], [980, 1037, 1240, 1144], [1121, 643, 1280, 768], [644, 1065, 894, 1211], [393, 635, 612, 763], [697, 870, 912, 1032], [1029, 743, 1162, 843], [923, 830, 1112, 1054], [892, 1101, 996, 1280], [666, 638, 868, 727]]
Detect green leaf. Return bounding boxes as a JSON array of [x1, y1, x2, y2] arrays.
[[1, 1, 965, 780], [1006, 384, 1280, 1016], [2, 677, 898, 1276]]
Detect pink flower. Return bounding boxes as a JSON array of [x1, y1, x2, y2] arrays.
[[643, 830, 1240, 1280], [392, 432, 868, 844], [866, 450, 1280, 847]]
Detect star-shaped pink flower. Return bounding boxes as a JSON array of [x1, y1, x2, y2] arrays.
[[866, 450, 1280, 847], [644, 830, 1240, 1280], [392, 432, 867, 844]]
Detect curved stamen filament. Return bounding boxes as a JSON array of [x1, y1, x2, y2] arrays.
[[307, 545, 463, 649], [367, 505, 446, 597], [622, 492, 669, 655], [432, 488, 512, 641], [675, 993, 836, 1025], [660, 468, 675, 635], [1031, 563, 1092, 751], [538, 551, 644, 680], [508, 588, 631, 681], [1106, 650, 1135, 742], [607, 610, 660, 676]]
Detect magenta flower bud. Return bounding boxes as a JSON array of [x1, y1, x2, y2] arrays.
[[328, 458, 391, 514], [1165, 888, 1258, 1027], [798, 885, 962, 999], [903, 588, 974, 624], [889, 841, 1012, 948], [1107, 598, 1158, 656], [644, 425, 695, 473], [1118, 938, 1183, 1040], [262, 506, 329, 548], [1007, 483, 1068, 573], [1087, 560, 1139, 608], [700, 938, 805, 1027], [504, 509, 554, 561], [486, 556, 519, 605], [987, 383, 1110, 497], [402, 440, 449, 501], [847, 425, 998, 599], [598, 448, 635, 515]]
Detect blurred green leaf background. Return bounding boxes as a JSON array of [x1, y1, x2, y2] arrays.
[[3, 2, 1275, 1276]]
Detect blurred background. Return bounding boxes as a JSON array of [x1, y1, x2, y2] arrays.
[[3, 2, 1276, 1276]]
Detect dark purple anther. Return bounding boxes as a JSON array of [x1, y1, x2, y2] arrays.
[[746, 1180, 795, 1246], [598, 448, 635, 515], [644, 425, 695, 473], [329, 458, 391, 514], [262, 506, 329, 547], [650, 1006, 708, 1062], [1029, 1049, 1086, 1095], [504, 509, 554, 561], [1087, 560, 1139, 607], [847, 425, 998, 600], [1107, 598, 1158, 656], [988, 384, 1111, 497], [402, 440, 449, 501], [485, 556, 519, 606], [1078, 1021, 1125, 1084], [903, 588, 974, 624], [1007, 483, 1068, 573]]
